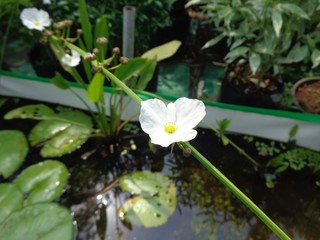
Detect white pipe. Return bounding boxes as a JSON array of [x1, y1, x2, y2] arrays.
[[122, 6, 136, 58]]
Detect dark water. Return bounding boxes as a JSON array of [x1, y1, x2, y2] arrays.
[[1, 97, 320, 240]]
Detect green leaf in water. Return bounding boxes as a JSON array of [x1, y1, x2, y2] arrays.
[[14, 160, 69, 205], [4, 104, 55, 120], [0, 183, 24, 224], [28, 110, 93, 157], [0, 203, 73, 240], [118, 171, 176, 228], [0, 130, 28, 178]]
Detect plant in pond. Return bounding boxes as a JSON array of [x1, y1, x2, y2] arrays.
[[0, 129, 74, 239], [9, 2, 181, 157]]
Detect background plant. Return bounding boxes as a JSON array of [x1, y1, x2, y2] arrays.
[[186, 0, 320, 84]]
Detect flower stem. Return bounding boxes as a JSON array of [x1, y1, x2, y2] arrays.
[[178, 141, 291, 240]]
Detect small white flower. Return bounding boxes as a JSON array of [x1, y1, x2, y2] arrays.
[[61, 49, 81, 67], [43, 0, 51, 4], [139, 97, 206, 147], [20, 8, 50, 31]]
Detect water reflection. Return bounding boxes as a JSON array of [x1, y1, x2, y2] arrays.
[[58, 132, 320, 240]]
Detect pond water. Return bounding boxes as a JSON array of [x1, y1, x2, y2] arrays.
[[1, 97, 320, 240]]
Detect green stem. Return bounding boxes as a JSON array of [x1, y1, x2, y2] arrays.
[[178, 141, 291, 240]]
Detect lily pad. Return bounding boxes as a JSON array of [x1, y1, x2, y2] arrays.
[[4, 104, 55, 120], [0, 183, 24, 224], [118, 171, 176, 227], [0, 130, 28, 178], [0, 203, 74, 240], [14, 160, 69, 205], [28, 110, 93, 157]]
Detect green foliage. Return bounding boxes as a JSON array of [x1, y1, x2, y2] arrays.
[[118, 171, 177, 228], [268, 148, 320, 174], [48, 0, 175, 55], [187, 0, 320, 80], [5, 105, 93, 157], [0, 130, 28, 178]]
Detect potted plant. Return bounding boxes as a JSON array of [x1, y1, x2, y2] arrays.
[[292, 77, 320, 114], [186, 0, 320, 109]]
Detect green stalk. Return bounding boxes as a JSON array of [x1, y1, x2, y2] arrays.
[[178, 141, 291, 240]]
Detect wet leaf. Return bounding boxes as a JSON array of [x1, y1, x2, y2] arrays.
[[119, 171, 176, 227], [0, 130, 28, 178], [0, 183, 23, 224], [28, 110, 93, 157], [14, 160, 69, 205], [4, 104, 55, 120], [0, 203, 73, 240]]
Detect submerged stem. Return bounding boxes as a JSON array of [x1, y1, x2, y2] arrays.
[[178, 141, 291, 240]]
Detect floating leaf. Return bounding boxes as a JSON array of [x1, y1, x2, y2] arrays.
[[0, 203, 73, 240], [0, 183, 23, 224], [28, 110, 93, 157], [4, 104, 55, 120], [118, 171, 176, 228], [14, 160, 69, 205], [0, 130, 28, 178]]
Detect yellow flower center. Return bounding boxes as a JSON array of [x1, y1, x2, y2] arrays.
[[34, 21, 40, 26], [164, 122, 177, 134]]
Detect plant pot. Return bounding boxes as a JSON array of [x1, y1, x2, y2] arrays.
[[219, 65, 284, 109], [292, 77, 320, 114]]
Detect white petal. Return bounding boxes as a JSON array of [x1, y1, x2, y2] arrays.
[[175, 97, 206, 129], [149, 128, 197, 147], [166, 102, 176, 122], [20, 8, 50, 31], [139, 99, 166, 134]]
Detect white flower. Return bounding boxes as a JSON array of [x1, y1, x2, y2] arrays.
[[139, 97, 206, 147], [43, 0, 51, 4], [20, 8, 50, 31], [61, 49, 81, 67]]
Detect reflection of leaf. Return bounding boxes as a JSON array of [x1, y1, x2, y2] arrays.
[[0, 130, 28, 178], [14, 160, 69, 205], [0, 183, 23, 224], [0, 203, 73, 240], [118, 171, 176, 227]]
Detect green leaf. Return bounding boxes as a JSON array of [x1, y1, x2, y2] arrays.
[[28, 110, 92, 157], [136, 59, 157, 90], [289, 124, 299, 139], [87, 72, 105, 102], [141, 40, 181, 62], [249, 52, 261, 75], [94, 15, 109, 58], [202, 34, 225, 49], [4, 104, 55, 120], [271, 9, 283, 37], [280, 44, 309, 64], [0, 183, 23, 224], [0, 130, 28, 178], [221, 135, 230, 146], [79, 0, 92, 50], [114, 58, 148, 82], [216, 118, 232, 131], [224, 46, 249, 63], [14, 160, 69, 205], [118, 171, 176, 228], [311, 49, 320, 68], [0, 203, 73, 240], [277, 3, 309, 19], [51, 72, 70, 89]]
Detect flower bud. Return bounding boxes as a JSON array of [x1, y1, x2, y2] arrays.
[[96, 37, 108, 45], [85, 52, 96, 61], [64, 20, 73, 27], [119, 56, 129, 63], [92, 48, 99, 55], [112, 47, 120, 55], [77, 29, 83, 35], [91, 66, 101, 73]]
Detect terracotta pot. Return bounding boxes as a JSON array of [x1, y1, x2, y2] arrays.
[[292, 77, 320, 114]]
